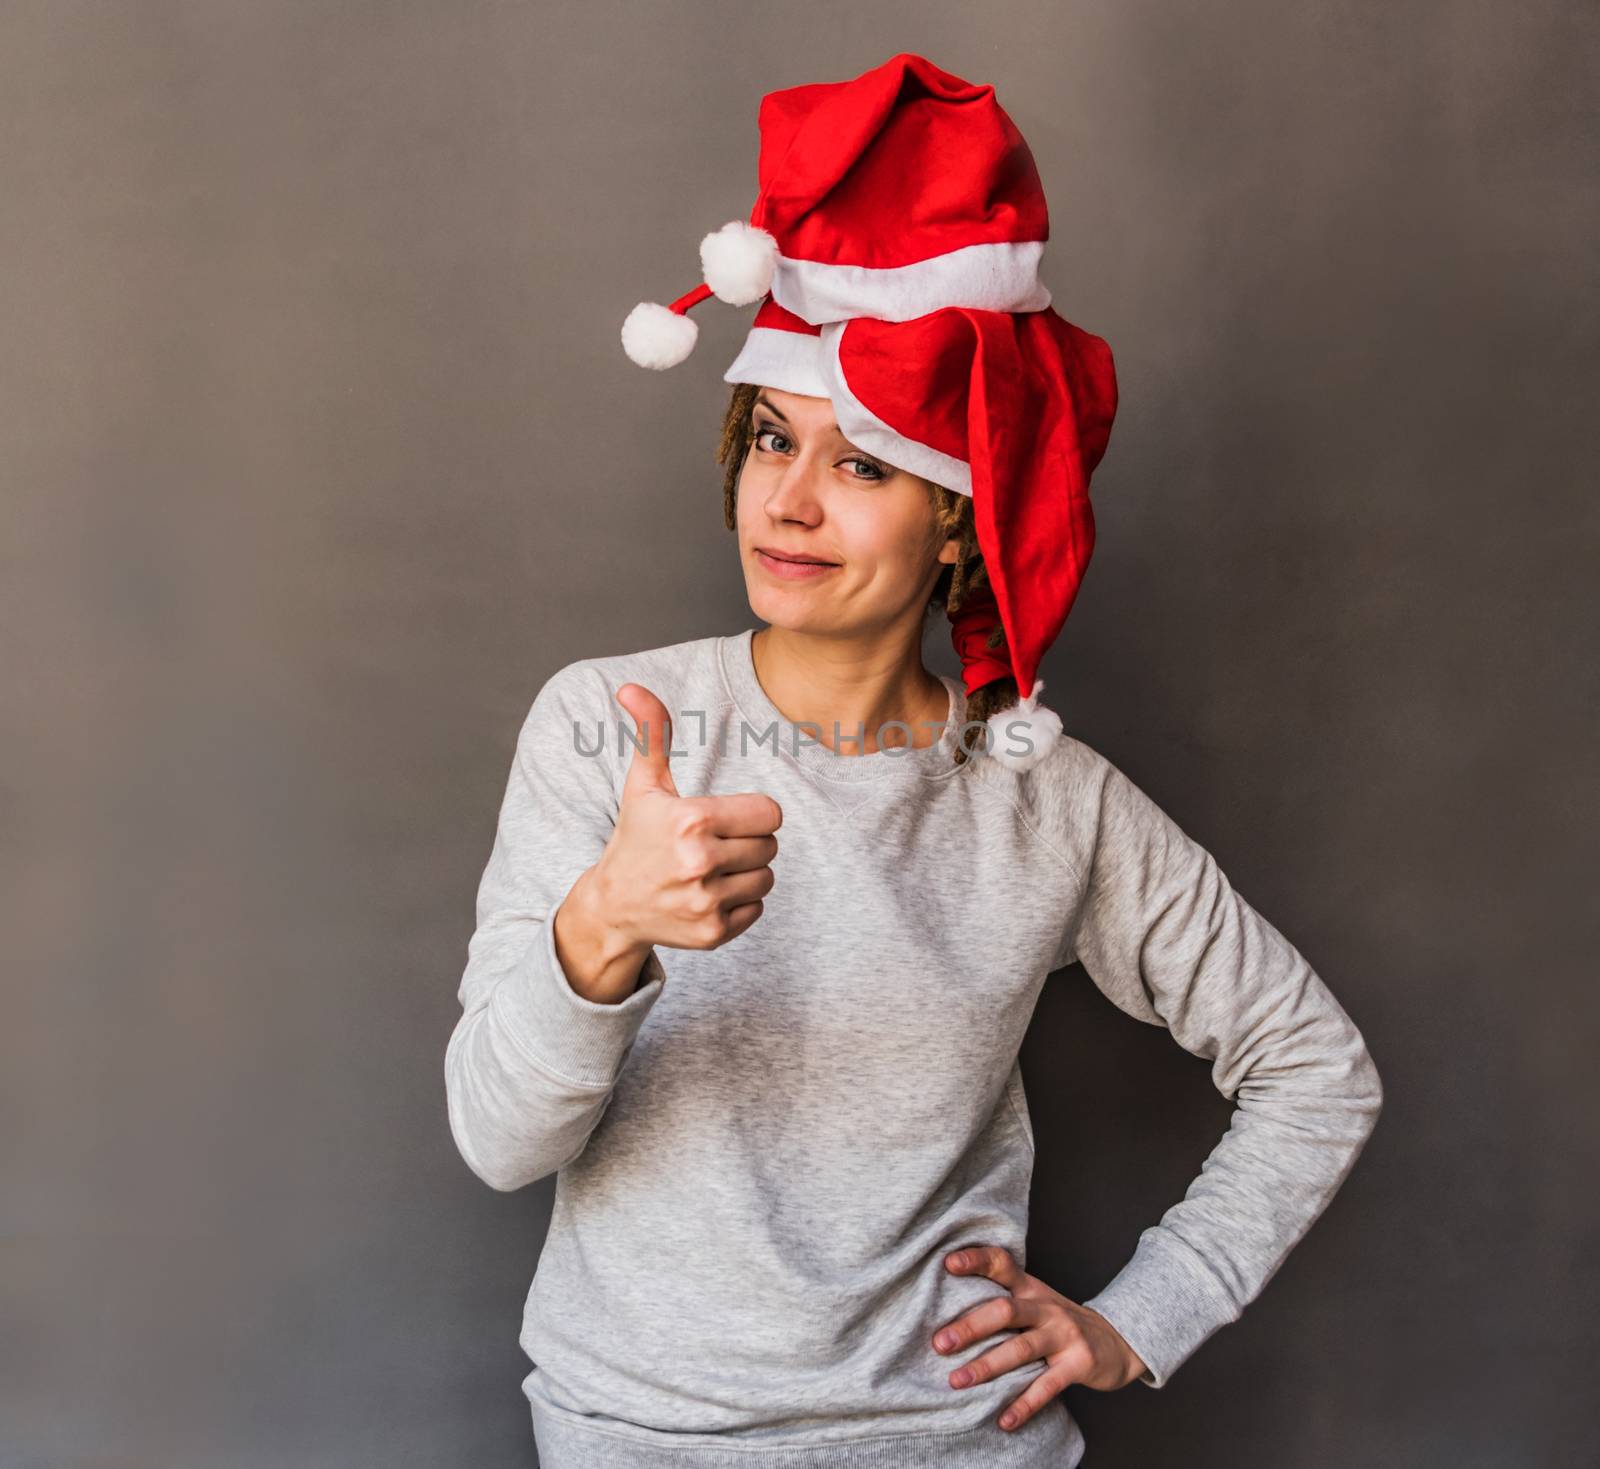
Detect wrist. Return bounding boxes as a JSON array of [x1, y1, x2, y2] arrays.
[[1110, 1327, 1149, 1388], [555, 863, 652, 1002], [573, 859, 647, 968], [1083, 1304, 1148, 1389]]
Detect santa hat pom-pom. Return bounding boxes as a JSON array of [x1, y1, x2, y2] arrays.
[[700, 220, 778, 306], [621, 301, 699, 369], [985, 679, 1063, 773]]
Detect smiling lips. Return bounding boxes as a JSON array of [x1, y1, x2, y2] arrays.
[[755, 546, 840, 580]]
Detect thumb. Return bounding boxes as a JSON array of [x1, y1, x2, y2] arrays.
[[616, 683, 679, 799]]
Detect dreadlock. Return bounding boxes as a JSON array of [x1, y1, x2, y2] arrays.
[[715, 381, 1018, 766]]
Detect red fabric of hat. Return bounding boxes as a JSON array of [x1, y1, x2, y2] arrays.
[[749, 54, 1049, 287], [826, 307, 1118, 706]]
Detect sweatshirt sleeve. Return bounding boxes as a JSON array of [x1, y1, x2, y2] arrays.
[[1067, 757, 1384, 1389], [444, 661, 666, 1193]]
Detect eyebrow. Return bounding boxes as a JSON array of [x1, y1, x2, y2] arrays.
[[752, 394, 843, 439]]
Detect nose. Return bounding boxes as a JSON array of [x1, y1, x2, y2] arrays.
[[764, 452, 825, 525]]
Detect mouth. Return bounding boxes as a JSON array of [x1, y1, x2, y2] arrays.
[[754, 546, 840, 580]]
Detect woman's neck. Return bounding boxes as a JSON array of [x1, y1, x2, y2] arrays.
[[750, 624, 952, 755]]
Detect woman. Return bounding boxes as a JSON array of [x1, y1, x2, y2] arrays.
[[445, 54, 1383, 1469]]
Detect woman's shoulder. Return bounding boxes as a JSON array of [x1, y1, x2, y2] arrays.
[[963, 724, 1129, 875], [534, 629, 736, 721], [973, 724, 1224, 893], [504, 632, 736, 795], [967, 721, 1117, 798]]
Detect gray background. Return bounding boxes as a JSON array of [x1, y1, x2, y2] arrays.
[[4, 2, 1594, 1465]]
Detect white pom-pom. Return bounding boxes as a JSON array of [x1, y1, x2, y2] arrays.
[[621, 301, 699, 369], [985, 679, 1063, 773], [700, 220, 778, 306]]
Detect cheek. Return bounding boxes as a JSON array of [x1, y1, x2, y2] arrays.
[[734, 466, 760, 532], [833, 501, 931, 571]]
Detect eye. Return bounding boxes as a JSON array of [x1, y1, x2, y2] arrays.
[[752, 422, 792, 455], [844, 456, 887, 482]]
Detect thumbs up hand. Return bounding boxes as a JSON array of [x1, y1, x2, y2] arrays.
[[605, 681, 783, 947], [551, 683, 783, 1003]]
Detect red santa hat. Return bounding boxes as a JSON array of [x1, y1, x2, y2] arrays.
[[620, 53, 1119, 772]]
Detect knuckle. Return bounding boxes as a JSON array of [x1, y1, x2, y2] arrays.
[[674, 837, 713, 882], [674, 804, 712, 838], [689, 888, 720, 922]]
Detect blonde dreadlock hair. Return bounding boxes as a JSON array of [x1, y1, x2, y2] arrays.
[[715, 381, 1019, 767]]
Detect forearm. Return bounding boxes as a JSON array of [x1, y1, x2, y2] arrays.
[[1084, 978, 1384, 1386], [445, 883, 665, 1191]]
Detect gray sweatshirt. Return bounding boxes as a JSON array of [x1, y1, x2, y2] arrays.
[[444, 627, 1383, 1468]]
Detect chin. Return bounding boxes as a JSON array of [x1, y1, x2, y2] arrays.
[[745, 584, 840, 633]]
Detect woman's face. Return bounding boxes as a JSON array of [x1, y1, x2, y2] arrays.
[[735, 387, 961, 637]]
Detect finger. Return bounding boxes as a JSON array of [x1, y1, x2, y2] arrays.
[[945, 1329, 1049, 1392], [682, 790, 783, 837], [616, 683, 679, 799], [945, 1245, 1024, 1289], [996, 1363, 1076, 1432], [703, 833, 779, 875], [720, 899, 765, 942], [705, 865, 776, 912], [932, 1294, 1039, 1356]]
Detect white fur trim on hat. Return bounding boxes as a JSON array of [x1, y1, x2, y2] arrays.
[[770, 240, 1050, 325], [722, 326, 831, 399]]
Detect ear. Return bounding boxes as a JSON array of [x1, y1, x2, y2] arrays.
[[936, 534, 962, 566]]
